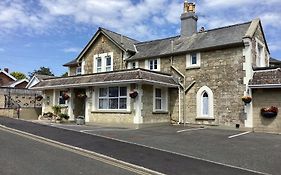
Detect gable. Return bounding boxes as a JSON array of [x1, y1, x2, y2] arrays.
[[0, 72, 16, 86]]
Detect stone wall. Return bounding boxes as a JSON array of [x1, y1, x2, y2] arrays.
[[252, 89, 281, 133], [83, 34, 125, 74], [0, 108, 16, 118], [69, 66, 77, 76]]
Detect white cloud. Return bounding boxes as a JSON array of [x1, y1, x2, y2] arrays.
[[62, 47, 81, 53]]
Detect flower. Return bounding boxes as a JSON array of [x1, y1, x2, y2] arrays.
[[261, 106, 278, 113], [242, 96, 252, 103]]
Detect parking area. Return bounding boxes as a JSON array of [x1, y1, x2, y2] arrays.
[[38, 121, 281, 175]]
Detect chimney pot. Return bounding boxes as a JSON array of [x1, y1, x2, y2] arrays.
[[181, 1, 198, 37], [4, 68, 9, 73]]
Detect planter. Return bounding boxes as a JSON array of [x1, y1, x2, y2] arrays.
[[261, 111, 277, 118], [76, 116, 85, 125], [129, 91, 138, 98], [242, 96, 252, 104]]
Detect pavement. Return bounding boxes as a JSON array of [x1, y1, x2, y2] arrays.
[[0, 117, 278, 175]]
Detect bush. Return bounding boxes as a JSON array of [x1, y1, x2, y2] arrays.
[[43, 112, 53, 118], [59, 113, 70, 120]]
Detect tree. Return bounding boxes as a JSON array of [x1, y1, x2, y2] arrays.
[[61, 72, 68, 77], [10, 72, 27, 80], [28, 67, 54, 78]]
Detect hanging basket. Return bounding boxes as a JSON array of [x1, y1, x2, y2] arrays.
[[35, 95, 43, 101], [62, 94, 70, 100], [242, 96, 252, 104], [261, 106, 278, 118], [129, 91, 138, 98]]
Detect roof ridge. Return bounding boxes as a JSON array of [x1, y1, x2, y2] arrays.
[[203, 21, 252, 33], [99, 27, 139, 42], [135, 35, 180, 45]]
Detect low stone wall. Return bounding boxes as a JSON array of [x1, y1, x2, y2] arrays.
[[0, 108, 16, 118], [252, 89, 281, 133], [20, 107, 42, 120]]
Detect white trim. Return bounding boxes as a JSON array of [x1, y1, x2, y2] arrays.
[[153, 86, 168, 112], [134, 84, 143, 124], [249, 84, 281, 88], [186, 53, 201, 69], [196, 86, 214, 119], [32, 79, 179, 90], [145, 58, 160, 71], [8, 79, 29, 87], [26, 76, 40, 89], [127, 61, 139, 69], [93, 52, 113, 73], [0, 70, 17, 81], [255, 38, 266, 67]]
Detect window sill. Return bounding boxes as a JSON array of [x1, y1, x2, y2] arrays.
[[196, 116, 215, 120], [186, 65, 200, 70], [91, 110, 131, 114], [152, 111, 169, 114]]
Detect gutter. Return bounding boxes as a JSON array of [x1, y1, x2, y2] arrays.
[[248, 84, 281, 89]]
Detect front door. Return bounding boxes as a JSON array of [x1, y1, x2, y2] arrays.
[[73, 88, 86, 117]]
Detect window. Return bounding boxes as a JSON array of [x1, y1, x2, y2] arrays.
[[196, 86, 214, 119], [98, 86, 127, 110], [76, 66, 82, 75], [186, 53, 200, 68], [153, 87, 167, 111], [146, 59, 160, 71], [128, 61, 139, 69], [59, 91, 67, 105], [93, 52, 113, 73], [256, 41, 265, 67]]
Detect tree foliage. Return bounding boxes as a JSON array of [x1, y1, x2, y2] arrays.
[[10, 71, 27, 80], [61, 72, 68, 77], [28, 67, 54, 78]]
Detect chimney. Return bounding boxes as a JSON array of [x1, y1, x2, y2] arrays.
[[180, 1, 198, 37], [4, 68, 9, 73]]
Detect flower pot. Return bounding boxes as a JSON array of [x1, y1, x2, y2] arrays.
[[261, 111, 277, 118], [129, 91, 138, 98], [242, 96, 252, 104], [36, 95, 43, 101]]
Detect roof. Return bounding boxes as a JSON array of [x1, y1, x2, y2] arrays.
[[34, 74, 56, 80], [129, 21, 251, 60], [31, 68, 178, 90], [0, 70, 17, 81], [269, 57, 281, 63], [249, 68, 281, 88], [63, 59, 80, 67], [4, 79, 29, 88]]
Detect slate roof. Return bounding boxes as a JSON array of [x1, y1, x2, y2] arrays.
[[129, 22, 251, 60], [269, 57, 281, 63], [249, 68, 281, 87], [32, 68, 178, 90], [63, 59, 80, 67], [35, 74, 56, 80]]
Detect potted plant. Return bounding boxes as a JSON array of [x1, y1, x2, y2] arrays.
[[58, 113, 70, 121], [129, 91, 138, 98], [261, 106, 278, 118], [52, 105, 62, 122], [35, 95, 43, 101], [242, 96, 252, 104]]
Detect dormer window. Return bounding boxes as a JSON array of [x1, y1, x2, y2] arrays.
[[76, 66, 81, 75], [186, 53, 200, 69], [93, 52, 113, 73], [256, 39, 265, 67]]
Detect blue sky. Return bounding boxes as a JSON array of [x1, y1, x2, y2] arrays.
[[0, 0, 281, 77]]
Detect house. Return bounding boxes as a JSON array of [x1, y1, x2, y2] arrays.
[[32, 2, 279, 131], [0, 68, 29, 88], [26, 74, 55, 89]]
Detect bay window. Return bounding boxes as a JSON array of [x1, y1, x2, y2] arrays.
[[98, 86, 127, 110]]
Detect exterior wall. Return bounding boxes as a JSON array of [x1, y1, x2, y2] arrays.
[[171, 47, 245, 126], [69, 66, 77, 76], [42, 90, 54, 113], [0, 72, 14, 86], [142, 84, 170, 123], [82, 34, 125, 74], [0, 109, 16, 118], [252, 89, 281, 133]]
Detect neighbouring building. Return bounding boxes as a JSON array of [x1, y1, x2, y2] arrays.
[[0, 68, 29, 88], [32, 2, 281, 132]]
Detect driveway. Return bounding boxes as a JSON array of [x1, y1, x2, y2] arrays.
[[41, 121, 281, 175]]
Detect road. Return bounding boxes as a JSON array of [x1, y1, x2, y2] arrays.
[[0, 128, 137, 175]]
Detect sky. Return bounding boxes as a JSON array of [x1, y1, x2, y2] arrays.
[[0, 0, 281, 77]]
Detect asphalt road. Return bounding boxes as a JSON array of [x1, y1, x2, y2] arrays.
[[0, 117, 259, 175], [0, 129, 136, 175]]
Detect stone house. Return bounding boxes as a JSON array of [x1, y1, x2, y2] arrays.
[[32, 2, 279, 131]]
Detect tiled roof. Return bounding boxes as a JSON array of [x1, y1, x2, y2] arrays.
[[129, 22, 251, 60], [63, 59, 80, 67], [31, 68, 178, 90], [269, 57, 281, 63], [35, 74, 56, 80], [249, 68, 281, 87]]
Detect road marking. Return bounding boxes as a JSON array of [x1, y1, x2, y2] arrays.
[[177, 127, 205, 133], [228, 131, 252, 139], [0, 125, 164, 175], [1, 123, 270, 175]]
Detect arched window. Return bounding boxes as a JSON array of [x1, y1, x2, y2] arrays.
[[196, 86, 214, 119]]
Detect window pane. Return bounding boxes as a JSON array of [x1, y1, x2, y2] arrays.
[[99, 88, 107, 97], [155, 88, 161, 97], [109, 87, 118, 97], [119, 98, 127, 109], [154, 59, 158, 69], [97, 57, 102, 67], [106, 67, 111, 71], [202, 92, 209, 115], [119, 87, 127, 96], [155, 99, 161, 109], [109, 98, 118, 109], [149, 60, 153, 70], [191, 54, 197, 65], [132, 62, 136, 68], [99, 99, 108, 109], [106, 56, 111, 66]]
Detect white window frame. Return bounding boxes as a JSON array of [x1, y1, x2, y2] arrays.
[[93, 52, 113, 73], [145, 58, 160, 71], [94, 85, 130, 112], [81, 59, 85, 74], [186, 53, 201, 69], [153, 86, 168, 112], [255, 38, 265, 67], [76, 66, 82, 75], [127, 61, 139, 69], [196, 86, 214, 119], [58, 90, 68, 106]]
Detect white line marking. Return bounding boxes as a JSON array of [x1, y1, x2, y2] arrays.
[[228, 131, 252, 139], [177, 127, 205, 133], [80, 130, 96, 132]]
